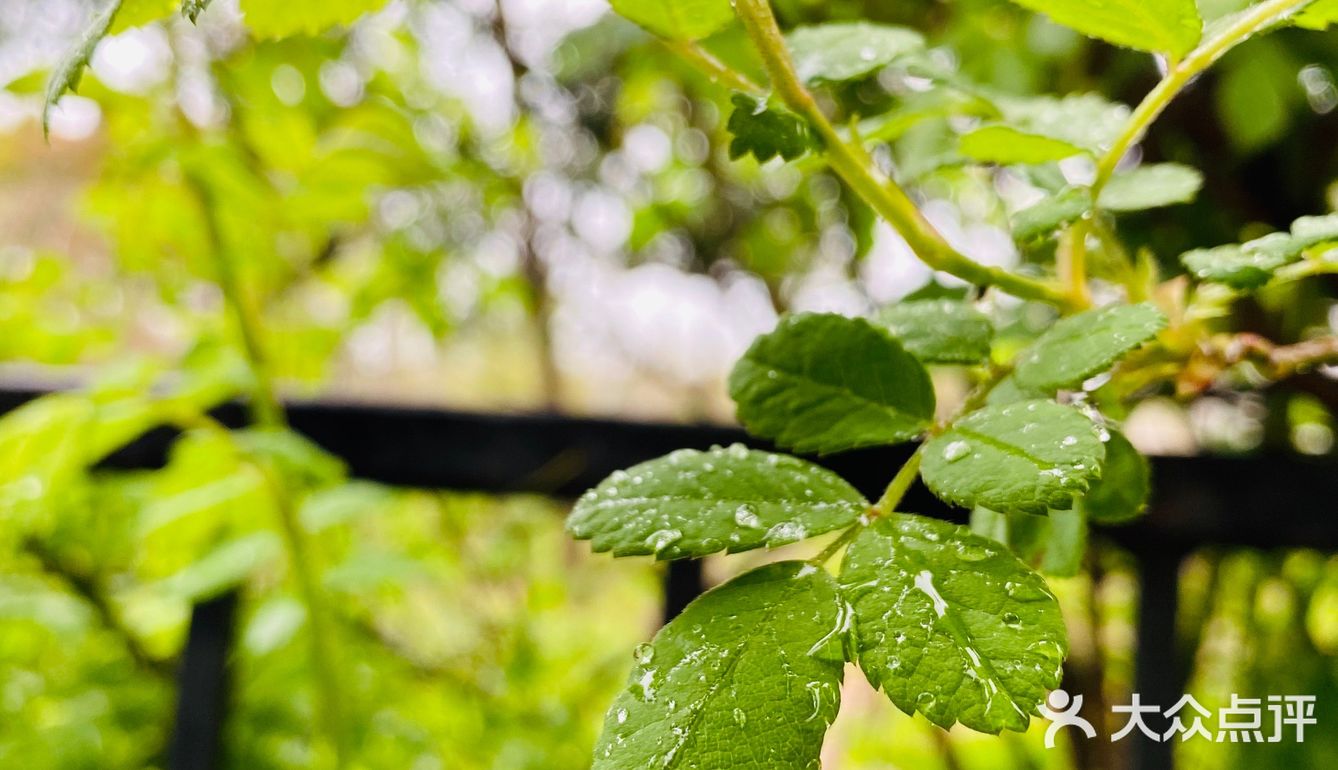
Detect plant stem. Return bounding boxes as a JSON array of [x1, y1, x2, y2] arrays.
[[874, 448, 924, 517], [1094, 0, 1315, 192], [191, 177, 349, 767], [732, 0, 1073, 308], [810, 447, 924, 565], [1058, 220, 1091, 309]]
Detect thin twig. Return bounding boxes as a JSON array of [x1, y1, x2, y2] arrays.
[[730, 0, 1074, 308]]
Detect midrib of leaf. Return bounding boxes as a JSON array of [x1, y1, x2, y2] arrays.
[[582, 495, 850, 511], [659, 599, 776, 769], [767, 363, 921, 422], [951, 427, 1059, 471]]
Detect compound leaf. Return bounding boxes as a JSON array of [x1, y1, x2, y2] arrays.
[[566, 444, 868, 559], [878, 300, 994, 365], [921, 401, 1105, 516], [1005, 0, 1202, 57], [592, 561, 846, 769], [729, 313, 935, 454], [840, 515, 1067, 733], [1013, 303, 1167, 392], [787, 22, 924, 85], [727, 93, 817, 163]]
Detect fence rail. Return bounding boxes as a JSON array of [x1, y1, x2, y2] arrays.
[[3, 385, 1336, 770]]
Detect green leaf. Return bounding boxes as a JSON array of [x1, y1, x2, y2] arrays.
[[921, 401, 1105, 515], [1181, 214, 1338, 288], [729, 313, 936, 454], [1012, 303, 1168, 392], [1098, 163, 1204, 211], [1296, 0, 1338, 30], [239, 0, 391, 39], [566, 444, 869, 559], [960, 94, 1130, 165], [1012, 188, 1092, 241], [786, 22, 924, 85], [1038, 508, 1087, 577], [150, 532, 282, 602], [43, 0, 125, 136], [1005, 0, 1202, 57], [593, 561, 846, 769], [1083, 430, 1150, 524], [877, 300, 994, 364], [608, 0, 735, 41], [840, 515, 1067, 732], [970, 506, 1087, 576], [960, 126, 1088, 164], [1181, 243, 1288, 288], [726, 93, 817, 163], [970, 507, 1086, 577], [111, 0, 178, 31], [1011, 165, 1203, 241], [234, 428, 346, 489]]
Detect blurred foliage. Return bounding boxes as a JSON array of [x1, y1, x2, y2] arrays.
[[0, 0, 1336, 767]]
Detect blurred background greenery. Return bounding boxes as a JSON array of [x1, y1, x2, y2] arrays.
[[1, 0, 1338, 768]]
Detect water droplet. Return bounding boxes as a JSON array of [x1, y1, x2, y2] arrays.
[[734, 504, 762, 529], [1061, 435, 1078, 447], [942, 440, 971, 462], [634, 643, 655, 664], [1005, 581, 1048, 602], [616, 708, 628, 724], [765, 521, 807, 544], [645, 529, 682, 553], [1002, 612, 1021, 628], [955, 542, 990, 562], [732, 707, 747, 727]]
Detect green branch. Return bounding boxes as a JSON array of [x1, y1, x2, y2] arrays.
[[731, 0, 1074, 308], [1094, 0, 1315, 192], [189, 176, 349, 768]]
